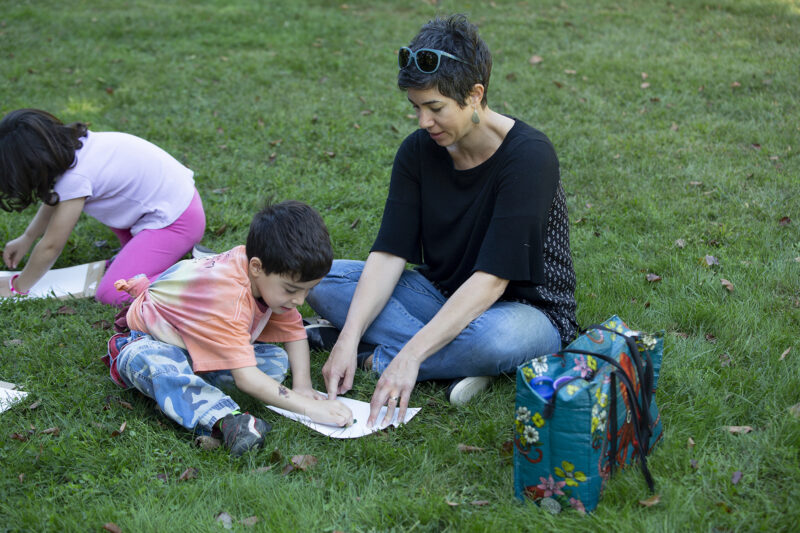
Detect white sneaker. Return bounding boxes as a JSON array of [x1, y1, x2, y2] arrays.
[[446, 376, 494, 405], [192, 244, 217, 259]]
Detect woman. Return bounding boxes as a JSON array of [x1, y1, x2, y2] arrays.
[[307, 14, 577, 426]]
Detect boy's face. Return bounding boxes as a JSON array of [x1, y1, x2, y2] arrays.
[[248, 258, 322, 314]]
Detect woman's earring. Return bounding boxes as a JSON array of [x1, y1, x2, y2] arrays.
[[471, 107, 480, 124]]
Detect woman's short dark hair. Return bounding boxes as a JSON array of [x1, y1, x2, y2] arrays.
[[397, 14, 492, 107], [0, 108, 88, 212], [246, 200, 334, 282]]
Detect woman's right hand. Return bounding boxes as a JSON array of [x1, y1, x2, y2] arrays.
[[3, 234, 33, 269], [322, 335, 360, 400], [306, 398, 354, 427]]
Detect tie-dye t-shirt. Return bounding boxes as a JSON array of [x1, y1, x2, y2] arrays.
[[123, 245, 306, 372]]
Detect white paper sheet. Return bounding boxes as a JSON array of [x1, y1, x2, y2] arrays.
[[1, 260, 105, 300], [267, 394, 421, 438], [0, 383, 28, 414]]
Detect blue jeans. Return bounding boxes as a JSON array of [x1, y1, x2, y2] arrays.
[[114, 332, 288, 434], [306, 260, 562, 381]]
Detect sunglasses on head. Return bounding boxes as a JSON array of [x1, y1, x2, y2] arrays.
[[398, 46, 468, 73]]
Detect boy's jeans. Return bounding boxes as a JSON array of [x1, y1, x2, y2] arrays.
[[113, 332, 288, 435], [306, 260, 562, 380]]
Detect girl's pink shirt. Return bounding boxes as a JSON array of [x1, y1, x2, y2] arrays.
[[54, 130, 195, 234]]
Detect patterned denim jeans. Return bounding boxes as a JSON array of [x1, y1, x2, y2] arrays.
[[115, 331, 288, 435]]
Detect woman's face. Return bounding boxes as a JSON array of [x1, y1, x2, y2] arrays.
[[406, 87, 474, 147]]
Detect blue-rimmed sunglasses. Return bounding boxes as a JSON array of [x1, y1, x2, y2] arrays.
[[398, 46, 468, 73]]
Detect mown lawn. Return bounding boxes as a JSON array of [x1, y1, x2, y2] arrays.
[[1, 0, 798, 531]]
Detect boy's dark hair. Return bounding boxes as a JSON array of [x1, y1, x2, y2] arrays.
[[0, 108, 88, 212], [398, 14, 492, 108], [246, 200, 333, 282]]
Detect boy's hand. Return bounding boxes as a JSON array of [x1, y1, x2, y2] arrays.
[[307, 398, 354, 427]]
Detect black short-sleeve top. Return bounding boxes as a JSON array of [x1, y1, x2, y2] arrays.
[[371, 119, 577, 344]]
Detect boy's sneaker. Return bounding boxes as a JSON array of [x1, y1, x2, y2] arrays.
[[192, 244, 217, 259], [446, 376, 495, 406], [220, 413, 271, 457]]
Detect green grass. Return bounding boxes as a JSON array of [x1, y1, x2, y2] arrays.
[[1, 0, 799, 531]]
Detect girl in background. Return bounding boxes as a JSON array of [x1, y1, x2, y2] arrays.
[[0, 108, 205, 305]]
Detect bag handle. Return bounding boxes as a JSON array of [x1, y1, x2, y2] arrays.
[[583, 324, 653, 399], [610, 369, 656, 492], [559, 348, 653, 436]]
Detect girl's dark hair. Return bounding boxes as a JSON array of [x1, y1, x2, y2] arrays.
[[0, 108, 88, 212], [397, 14, 492, 107], [246, 200, 334, 282]]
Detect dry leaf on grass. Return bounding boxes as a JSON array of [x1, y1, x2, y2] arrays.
[[102, 523, 123, 533], [216, 512, 233, 530], [457, 443, 485, 453], [177, 467, 198, 482], [731, 471, 743, 485], [687, 437, 695, 449], [639, 494, 661, 507], [645, 273, 662, 282], [720, 279, 734, 292], [110, 421, 127, 437], [725, 426, 753, 435], [779, 347, 791, 361]]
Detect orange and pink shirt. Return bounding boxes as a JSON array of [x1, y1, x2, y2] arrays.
[[116, 245, 306, 372]]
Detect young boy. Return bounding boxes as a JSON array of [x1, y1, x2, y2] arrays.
[[103, 200, 353, 456]]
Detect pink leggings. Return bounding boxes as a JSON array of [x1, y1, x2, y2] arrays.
[[96, 189, 206, 306]]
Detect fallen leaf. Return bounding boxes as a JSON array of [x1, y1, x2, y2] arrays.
[[240, 516, 259, 527], [725, 425, 753, 435], [731, 81, 741, 88], [639, 494, 661, 507], [675, 238, 686, 248], [102, 523, 123, 533], [529, 55, 543, 65], [252, 465, 273, 473], [28, 400, 41, 410], [690, 459, 698, 469], [645, 273, 662, 282], [18, 473, 24, 483], [731, 471, 742, 485], [789, 404, 800, 418], [290, 455, 318, 471], [687, 437, 695, 449], [56, 305, 76, 315], [42, 427, 60, 436], [719, 353, 732, 367], [214, 224, 228, 236], [269, 139, 283, 146], [92, 319, 112, 330], [156, 473, 169, 483], [325, 151, 335, 158], [349, 218, 360, 230], [670, 122, 679, 131], [564, 69, 576, 75], [703, 255, 719, 266], [281, 464, 295, 476], [640, 82, 650, 89], [470, 500, 490, 506], [110, 421, 127, 437], [674, 331, 689, 339], [178, 467, 198, 482], [705, 333, 717, 343], [779, 347, 791, 361], [446, 500, 459, 507], [3, 339, 23, 346], [216, 512, 233, 530], [10, 433, 28, 441], [751, 143, 761, 150], [553, 80, 563, 89], [779, 216, 791, 226], [457, 444, 485, 453], [720, 279, 734, 292], [641, 72, 648, 80]]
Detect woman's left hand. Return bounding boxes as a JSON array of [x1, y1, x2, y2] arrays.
[[367, 353, 420, 428]]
